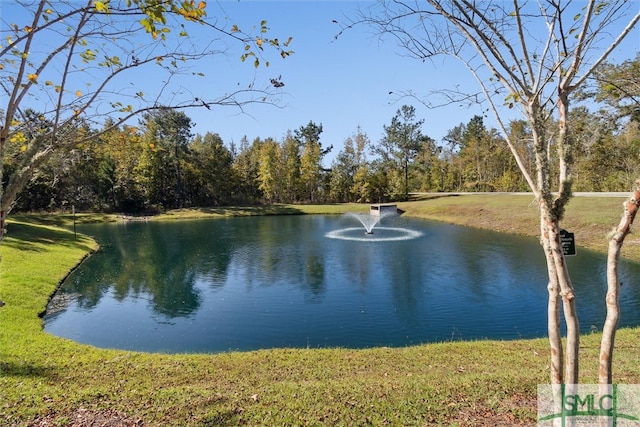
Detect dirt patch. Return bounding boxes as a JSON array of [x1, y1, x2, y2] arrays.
[[25, 408, 144, 427], [451, 394, 538, 426]]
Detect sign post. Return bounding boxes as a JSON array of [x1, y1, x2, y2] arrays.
[[560, 229, 576, 256]]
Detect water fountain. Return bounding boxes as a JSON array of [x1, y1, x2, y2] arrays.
[[325, 209, 423, 242], [347, 212, 384, 235]]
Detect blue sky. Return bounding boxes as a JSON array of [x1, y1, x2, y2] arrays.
[[3, 1, 638, 167], [183, 0, 640, 165], [184, 1, 485, 164]]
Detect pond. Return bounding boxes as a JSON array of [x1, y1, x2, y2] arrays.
[[44, 214, 640, 353]]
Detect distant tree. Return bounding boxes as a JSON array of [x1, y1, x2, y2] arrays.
[[150, 109, 192, 207], [135, 109, 192, 209], [583, 53, 640, 124], [409, 135, 440, 192], [572, 55, 640, 192], [296, 121, 330, 203], [96, 155, 117, 208], [232, 136, 262, 204], [257, 138, 282, 203], [362, 160, 390, 203], [189, 132, 235, 206], [330, 128, 370, 202], [375, 105, 425, 200], [281, 132, 302, 203], [94, 120, 146, 212], [451, 115, 516, 191]]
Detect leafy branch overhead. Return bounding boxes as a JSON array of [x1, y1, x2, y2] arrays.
[[235, 20, 294, 68], [0, 0, 293, 214]]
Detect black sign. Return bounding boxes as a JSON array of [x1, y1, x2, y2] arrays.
[[560, 229, 576, 256]]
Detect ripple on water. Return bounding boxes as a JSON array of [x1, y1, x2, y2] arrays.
[[325, 227, 423, 242]]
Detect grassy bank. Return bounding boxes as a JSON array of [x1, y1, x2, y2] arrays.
[[2, 195, 640, 426], [397, 193, 640, 261]]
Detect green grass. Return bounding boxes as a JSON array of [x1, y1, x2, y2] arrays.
[[397, 194, 640, 261], [2, 195, 640, 426]]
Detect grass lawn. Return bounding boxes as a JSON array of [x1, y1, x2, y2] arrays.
[[1, 194, 640, 426]]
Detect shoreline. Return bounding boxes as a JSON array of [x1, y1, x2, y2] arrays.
[[3, 195, 640, 425]]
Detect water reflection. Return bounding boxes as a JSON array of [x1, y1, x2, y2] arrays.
[[44, 215, 640, 353]]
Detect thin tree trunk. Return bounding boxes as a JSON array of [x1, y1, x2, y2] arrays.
[[553, 91, 581, 385], [544, 238, 563, 385], [540, 200, 580, 385], [551, 228, 580, 385], [600, 182, 640, 385]]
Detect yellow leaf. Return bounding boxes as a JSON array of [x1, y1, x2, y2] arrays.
[[94, 1, 108, 12], [198, 1, 206, 9], [45, 80, 53, 86], [24, 26, 32, 33], [149, 143, 155, 149], [9, 132, 27, 144], [45, 8, 53, 14], [256, 38, 263, 47], [27, 73, 38, 83], [76, 90, 82, 97], [20, 145, 27, 152]]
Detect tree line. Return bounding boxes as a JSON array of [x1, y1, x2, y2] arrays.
[[5, 54, 639, 213]]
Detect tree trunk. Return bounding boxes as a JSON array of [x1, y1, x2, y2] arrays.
[[600, 182, 640, 385], [545, 240, 563, 385], [540, 200, 580, 384]]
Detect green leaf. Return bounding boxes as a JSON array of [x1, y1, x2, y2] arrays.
[[595, 2, 608, 15], [140, 19, 152, 32]]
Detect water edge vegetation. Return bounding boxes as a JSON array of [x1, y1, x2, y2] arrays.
[[2, 194, 640, 426]]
